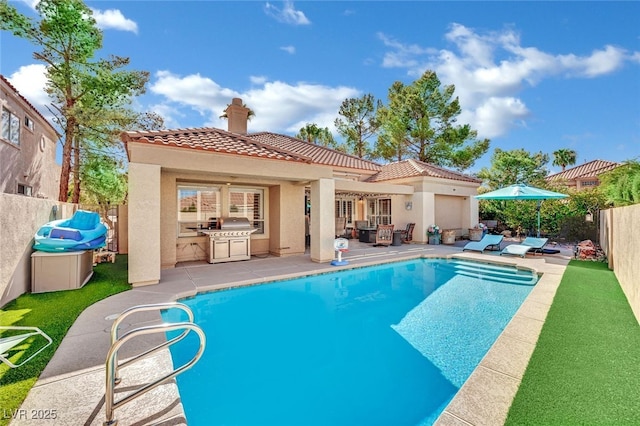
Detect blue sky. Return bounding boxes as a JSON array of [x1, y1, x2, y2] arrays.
[[2, 1, 639, 173]]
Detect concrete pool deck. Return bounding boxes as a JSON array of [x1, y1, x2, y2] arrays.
[[13, 240, 573, 425]]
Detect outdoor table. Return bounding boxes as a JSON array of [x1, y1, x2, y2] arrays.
[[358, 227, 377, 243]]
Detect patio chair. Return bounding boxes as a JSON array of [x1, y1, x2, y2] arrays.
[[335, 217, 347, 238], [0, 326, 53, 368], [462, 234, 504, 253], [399, 223, 415, 243], [374, 224, 394, 246], [500, 237, 549, 258]]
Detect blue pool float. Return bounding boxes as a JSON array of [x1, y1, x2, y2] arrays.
[[33, 210, 108, 252]]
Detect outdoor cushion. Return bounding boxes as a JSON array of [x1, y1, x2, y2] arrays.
[[49, 227, 83, 241]]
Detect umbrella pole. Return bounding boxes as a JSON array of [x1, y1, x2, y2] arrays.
[[536, 200, 541, 238]]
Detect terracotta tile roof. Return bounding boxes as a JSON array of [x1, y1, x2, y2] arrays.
[[546, 159, 621, 181], [121, 127, 312, 163], [0, 74, 59, 137], [366, 159, 481, 183], [246, 132, 382, 172]]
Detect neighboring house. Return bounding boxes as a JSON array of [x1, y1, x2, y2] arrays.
[[122, 98, 481, 287], [1, 75, 60, 199], [546, 159, 621, 191]]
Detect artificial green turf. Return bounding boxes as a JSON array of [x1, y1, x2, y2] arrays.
[[506, 260, 640, 425], [0, 255, 130, 426]]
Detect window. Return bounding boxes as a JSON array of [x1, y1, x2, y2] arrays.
[[17, 183, 32, 196], [229, 188, 264, 234], [1, 108, 20, 146], [335, 198, 354, 226], [581, 180, 598, 187], [177, 185, 220, 237], [367, 198, 392, 226], [24, 115, 34, 131]]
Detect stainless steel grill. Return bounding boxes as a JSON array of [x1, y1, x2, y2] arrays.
[[200, 217, 257, 263]]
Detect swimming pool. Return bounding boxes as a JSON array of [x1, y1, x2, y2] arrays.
[[163, 258, 537, 425]]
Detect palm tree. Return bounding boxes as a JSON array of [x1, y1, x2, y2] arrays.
[[296, 123, 339, 149], [552, 149, 577, 171]]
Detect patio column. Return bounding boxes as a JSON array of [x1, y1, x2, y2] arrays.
[[310, 178, 335, 263], [128, 163, 161, 286], [466, 196, 479, 229]]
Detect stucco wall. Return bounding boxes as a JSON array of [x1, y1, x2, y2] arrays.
[[602, 204, 640, 324], [268, 183, 305, 256], [1, 80, 60, 199], [128, 163, 161, 286], [435, 195, 466, 236], [0, 195, 75, 306]]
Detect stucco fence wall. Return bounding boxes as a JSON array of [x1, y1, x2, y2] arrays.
[[601, 204, 640, 325], [0, 194, 76, 307]]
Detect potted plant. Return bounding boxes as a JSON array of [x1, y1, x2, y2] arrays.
[[469, 223, 486, 241], [427, 224, 442, 244]]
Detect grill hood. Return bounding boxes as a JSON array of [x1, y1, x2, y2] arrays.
[[217, 217, 253, 230]]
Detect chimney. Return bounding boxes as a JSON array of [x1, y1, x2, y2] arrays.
[[226, 98, 249, 135]]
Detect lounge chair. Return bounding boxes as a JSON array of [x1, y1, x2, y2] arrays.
[[500, 237, 549, 258], [0, 326, 53, 368], [374, 224, 394, 246], [462, 234, 504, 253]]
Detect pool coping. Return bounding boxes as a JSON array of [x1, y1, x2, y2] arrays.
[[13, 244, 570, 425]]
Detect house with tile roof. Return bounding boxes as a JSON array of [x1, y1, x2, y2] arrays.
[[546, 159, 621, 191], [1, 75, 60, 199], [122, 98, 481, 286]]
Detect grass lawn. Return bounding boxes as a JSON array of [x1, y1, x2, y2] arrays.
[[506, 260, 640, 425], [0, 255, 130, 426]]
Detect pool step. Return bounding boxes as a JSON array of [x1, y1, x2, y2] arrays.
[[441, 260, 538, 285], [452, 260, 534, 280]]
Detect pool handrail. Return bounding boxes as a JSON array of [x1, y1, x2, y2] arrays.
[[109, 302, 194, 383], [104, 303, 205, 426]]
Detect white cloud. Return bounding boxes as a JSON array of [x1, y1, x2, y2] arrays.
[[470, 97, 530, 138], [378, 33, 436, 69], [149, 71, 359, 133], [7, 64, 51, 116], [19, 2, 138, 34], [91, 8, 138, 34], [557, 45, 627, 77], [280, 45, 296, 54], [19, 0, 39, 10], [148, 103, 184, 130], [264, 1, 310, 25], [250, 76, 268, 85], [379, 23, 637, 139]]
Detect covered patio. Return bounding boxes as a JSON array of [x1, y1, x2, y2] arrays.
[[122, 98, 481, 288]]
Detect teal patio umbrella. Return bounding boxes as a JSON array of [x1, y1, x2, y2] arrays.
[[475, 183, 569, 237]]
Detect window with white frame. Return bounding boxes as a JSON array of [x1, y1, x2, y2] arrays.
[[335, 198, 354, 226], [229, 187, 264, 234], [367, 198, 392, 226], [177, 185, 220, 237], [2, 108, 20, 146]]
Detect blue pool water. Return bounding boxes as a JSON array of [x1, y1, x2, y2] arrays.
[[163, 258, 537, 426]]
